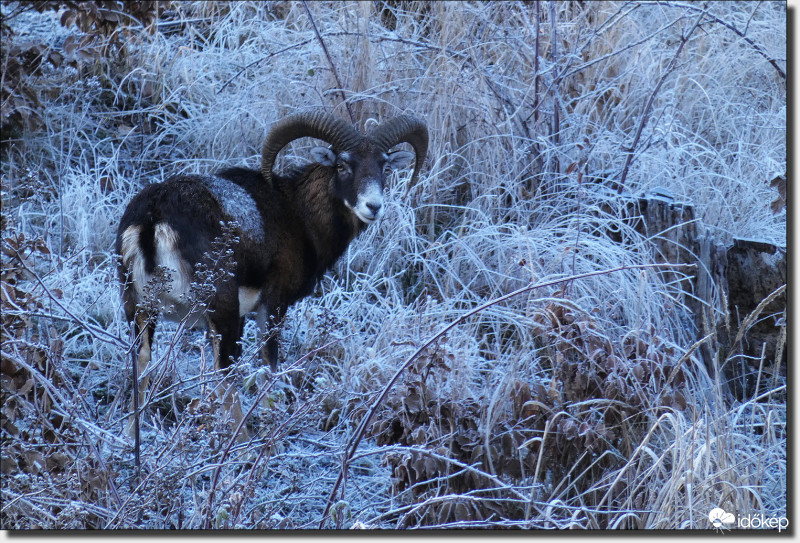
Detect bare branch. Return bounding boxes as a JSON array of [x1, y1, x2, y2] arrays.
[[302, 1, 355, 124], [618, 4, 708, 193], [663, 1, 785, 80]]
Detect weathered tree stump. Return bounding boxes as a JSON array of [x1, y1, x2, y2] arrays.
[[721, 239, 786, 399], [621, 190, 786, 401]]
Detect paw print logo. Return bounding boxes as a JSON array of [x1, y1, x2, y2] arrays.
[[709, 508, 735, 529]]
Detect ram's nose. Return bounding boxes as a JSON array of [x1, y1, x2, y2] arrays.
[[356, 199, 383, 223], [366, 201, 382, 218], [352, 181, 384, 223]]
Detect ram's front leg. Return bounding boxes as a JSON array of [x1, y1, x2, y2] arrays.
[[256, 304, 285, 372]]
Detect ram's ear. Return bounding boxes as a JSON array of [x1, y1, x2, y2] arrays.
[[310, 147, 337, 166], [387, 150, 415, 169]]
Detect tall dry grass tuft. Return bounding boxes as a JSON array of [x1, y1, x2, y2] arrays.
[[1, 0, 785, 530]]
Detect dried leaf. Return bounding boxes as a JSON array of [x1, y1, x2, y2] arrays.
[[48, 50, 63, 67], [22, 450, 45, 474], [562, 420, 578, 440], [1, 456, 19, 475], [63, 35, 78, 55], [404, 391, 422, 414], [769, 174, 786, 213], [46, 452, 69, 472], [60, 9, 77, 28], [673, 390, 686, 410], [18, 378, 34, 396]]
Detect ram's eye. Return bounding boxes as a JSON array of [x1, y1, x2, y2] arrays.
[[336, 163, 346, 172], [383, 164, 392, 175]]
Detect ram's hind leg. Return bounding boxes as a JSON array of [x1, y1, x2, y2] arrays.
[[126, 309, 156, 438], [207, 308, 249, 443]]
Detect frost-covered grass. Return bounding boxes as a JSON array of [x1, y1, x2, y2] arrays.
[[1, 0, 786, 530]]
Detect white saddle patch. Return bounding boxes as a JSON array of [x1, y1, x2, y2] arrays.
[[204, 176, 265, 243]]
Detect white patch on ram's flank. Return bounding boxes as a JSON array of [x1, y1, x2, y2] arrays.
[[154, 222, 193, 304], [122, 222, 203, 325], [238, 287, 261, 316], [204, 176, 265, 243], [351, 178, 384, 223], [120, 225, 148, 299]]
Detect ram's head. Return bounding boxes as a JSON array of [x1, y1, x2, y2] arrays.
[[261, 111, 429, 223]]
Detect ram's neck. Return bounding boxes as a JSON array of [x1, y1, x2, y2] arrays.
[[288, 165, 364, 275]]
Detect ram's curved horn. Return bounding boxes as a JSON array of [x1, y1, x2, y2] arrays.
[[370, 115, 429, 187], [261, 111, 362, 184]]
